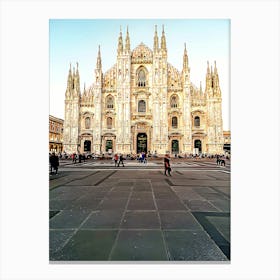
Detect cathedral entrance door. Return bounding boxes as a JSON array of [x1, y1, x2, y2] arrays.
[[194, 139, 202, 153], [137, 133, 147, 153], [84, 140, 91, 152], [172, 140, 179, 154]]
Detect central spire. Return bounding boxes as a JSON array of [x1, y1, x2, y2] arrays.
[[96, 45, 102, 69], [183, 43, 189, 71]]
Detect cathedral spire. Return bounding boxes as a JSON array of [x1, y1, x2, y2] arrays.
[[74, 62, 80, 93], [153, 25, 159, 52], [66, 63, 73, 91], [160, 25, 167, 52], [200, 81, 203, 95], [125, 26, 130, 51], [213, 61, 221, 95], [118, 26, 123, 55], [183, 43, 189, 71], [82, 82, 87, 97], [214, 60, 217, 74], [96, 45, 102, 69], [206, 61, 212, 91], [76, 62, 79, 76]]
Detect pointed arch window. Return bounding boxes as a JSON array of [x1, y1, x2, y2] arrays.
[[107, 117, 113, 129], [194, 116, 200, 127], [172, 116, 178, 128], [137, 69, 146, 87], [106, 95, 114, 109], [170, 95, 178, 108], [138, 100, 146, 113], [85, 117, 90, 129]]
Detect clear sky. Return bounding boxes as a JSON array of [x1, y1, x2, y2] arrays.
[[49, 19, 230, 130]]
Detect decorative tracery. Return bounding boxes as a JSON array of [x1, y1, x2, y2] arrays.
[[170, 95, 178, 108], [106, 95, 114, 109], [138, 69, 146, 87]]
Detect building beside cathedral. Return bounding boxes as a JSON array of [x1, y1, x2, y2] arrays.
[[63, 26, 224, 156]]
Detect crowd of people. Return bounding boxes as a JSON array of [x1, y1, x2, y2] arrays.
[[49, 150, 229, 176]]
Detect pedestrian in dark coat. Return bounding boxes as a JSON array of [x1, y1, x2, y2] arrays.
[[50, 152, 59, 175], [164, 154, 171, 176], [117, 154, 125, 167]]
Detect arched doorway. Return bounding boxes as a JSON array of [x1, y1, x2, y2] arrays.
[[137, 133, 147, 153], [194, 139, 202, 153], [106, 140, 113, 154], [84, 140, 91, 152], [172, 140, 179, 154]]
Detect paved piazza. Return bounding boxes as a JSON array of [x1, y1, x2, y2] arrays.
[[49, 158, 230, 262]]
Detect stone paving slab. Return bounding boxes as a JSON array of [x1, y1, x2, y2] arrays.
[[97, 198, 128, 210], [52, 230, 119, 261], [49, 229, 75, 254], [81, 210, 124, 229], [163, 230, 228, 261], [170, 187, 205, 200], [127, 198, 156, 210], [155, 199, 187, 211], [207, 216, 230, 242], [208, 199, 230, 212], [183, 200, 219, 212], [49, 163, 230, 262], [121, 211, 160, 229], [49, 210, 91, 229], [109, 230, 168, 261], [168, 179, 229, 187], [130, 191, 153, 199], [65, 197, 102, 210], [159, 211, 203, 230]]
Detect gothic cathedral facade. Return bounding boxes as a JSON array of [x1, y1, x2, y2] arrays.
[[63, 26, 224, 156]]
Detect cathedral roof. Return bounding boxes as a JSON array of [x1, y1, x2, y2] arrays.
[[131, 42, 153, 63]]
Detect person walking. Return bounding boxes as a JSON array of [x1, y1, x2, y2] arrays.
[[164, 154, 172, 176], [114, 153, 119, 167], [50, 152, 59, 175], [118, 154, 125, 167], [143, 152, 147, 164]]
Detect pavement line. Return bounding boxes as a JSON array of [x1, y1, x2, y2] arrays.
[[152, 180, 171, 261], [108, 179, 135, 261], [94, 170, 117, 186], [209, 187, 230, 199], [49, 171, 100, 191], [52, 210, 95, 255], [192, 212, 230, 260]]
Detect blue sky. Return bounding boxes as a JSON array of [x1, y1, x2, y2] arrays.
[[49, 19, 230, 130]]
